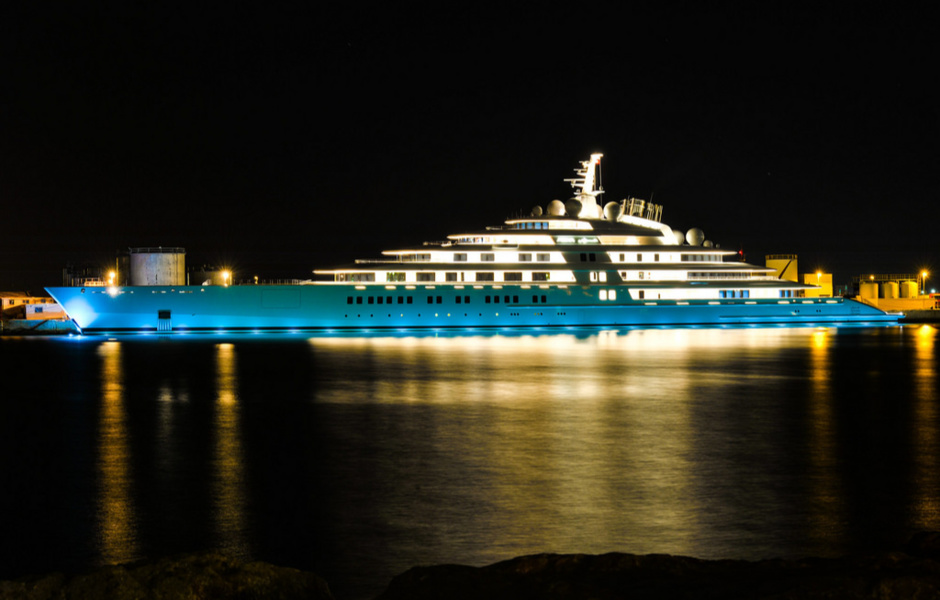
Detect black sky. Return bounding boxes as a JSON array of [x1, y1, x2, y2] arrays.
[[2, 4, 937, 291]]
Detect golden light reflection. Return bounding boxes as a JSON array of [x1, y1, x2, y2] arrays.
[[805, 327, 846, 546], [308, 330, 719, 554], [96, 341, 139, 564], [213, 342, 248, 554], [911, 325, 939, 526]]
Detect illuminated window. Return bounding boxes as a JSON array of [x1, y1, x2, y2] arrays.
[[600, 290, 608, 300], [386, 272, 405, 282], [609, 290, 616, 301], [533, 272, 549, 281]]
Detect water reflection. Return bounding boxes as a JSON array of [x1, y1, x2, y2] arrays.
[[54, 325, 940, 599], [96, 341, 139, 564], [213, 342, 248, 555], [912, 325, 939, 526], [805, 327, 846, 547]]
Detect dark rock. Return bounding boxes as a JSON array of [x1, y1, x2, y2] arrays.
[[0, 553, 334, 600], [376, 544, 940, 599]]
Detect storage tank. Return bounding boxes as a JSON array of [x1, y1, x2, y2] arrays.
[[900, 281, 919, 298], [883, 281, 899, 298], [765, 254, 798, 282], [859, 282, 879, 300], [128, 247, 186, 286]]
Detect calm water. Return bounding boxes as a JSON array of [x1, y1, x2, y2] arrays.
[[1, 324, 938, 599]]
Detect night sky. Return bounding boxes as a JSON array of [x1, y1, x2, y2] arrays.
[[2, 4, 937, 292]]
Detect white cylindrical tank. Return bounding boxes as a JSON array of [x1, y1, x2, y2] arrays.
[[129, 247, 186, 286], [901, 281, 919, 298], [883, 281, 899, 299], [859, 282, 879, 299]]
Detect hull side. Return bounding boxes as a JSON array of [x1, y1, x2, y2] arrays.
[[46, 284, 899, 334]]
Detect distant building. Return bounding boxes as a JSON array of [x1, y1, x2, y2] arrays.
[[0, 292, 61, 319], [802, 272, 833, 298]]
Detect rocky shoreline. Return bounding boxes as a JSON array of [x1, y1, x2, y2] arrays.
[[4, 533, 940, 599]]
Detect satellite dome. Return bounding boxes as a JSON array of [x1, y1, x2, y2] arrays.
[[672, 229, 686, 245], [547, 200, 566, 216], [703, 240, 714, 248], [603, 201, 623, 221], [530, 205, 543, 217], [564, 199, 582, 217], [686, 228, 705, 246]]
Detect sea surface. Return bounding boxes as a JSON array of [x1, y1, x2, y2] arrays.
[[1, 324, 938, 599]]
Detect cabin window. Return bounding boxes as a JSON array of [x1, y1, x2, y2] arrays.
[[398, 296, 404, 304], [532, 272, 549, 281], [368, 297, 375, 304], [377, 297, 383, 304], [454, 253, 467, 262], [486, 296, 491, 303], [537, 253, 550, 262], [637, 253, 643, 262], [437, 296, 442, 304], [519, 253, 531, 262], [427, 296, 434, 304], [407, 297, 413, 304], [356, 297, 363, 304], [476, 272, 494, 281], [456, 296, 462, 304], [638, 290, 645, 299], [481, 253, 495, 262], [504, 272, 522, 281], [386, 272, 405, 282], [464, 296, 470, 304], [417, 272, 435, 282], [445, 272, 458, 282], [600, 290, 607, 301], [350, 273, 375, 282], [654, 254, 660, 262], [609, 291, 616, 301], [347, 297, 353, 304]]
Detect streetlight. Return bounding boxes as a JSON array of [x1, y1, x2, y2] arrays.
[[922, 270, 929, 295], [222, 270, 231, 287]]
